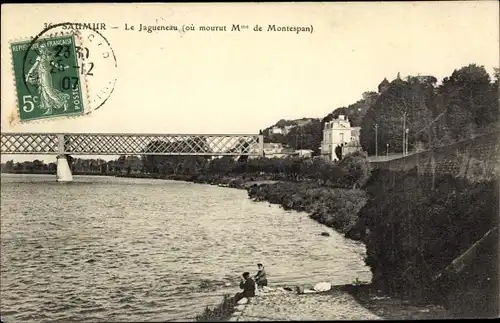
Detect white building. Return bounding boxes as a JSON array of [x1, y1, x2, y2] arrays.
[[296, 149, 314, 158], [270, 126, 283, 134], [283, 125, 295, 135], [248, 142, 295, 159], [321, 115, 361, 161]]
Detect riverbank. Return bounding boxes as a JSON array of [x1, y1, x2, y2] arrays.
[[5, 170, 491, 319], [354, 168, 499, 318], [2, 173, 374, 322], [177, 173, 454, 321], [115, 172, 279, 189], [182, 169, 497, 320], [196, 283, 449, 322], [116, 173, 368, 237]]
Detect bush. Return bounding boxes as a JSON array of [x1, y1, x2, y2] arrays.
[[358, 169, 499, 316], [338, 151, 372, 188], [248, 181, 368, 234], [195, 294, 235, 322]]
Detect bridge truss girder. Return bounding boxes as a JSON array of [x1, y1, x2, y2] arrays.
[[0, 133, 264, 156]]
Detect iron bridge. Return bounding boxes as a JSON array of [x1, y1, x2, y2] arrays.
[[0, 133, 265, 156]]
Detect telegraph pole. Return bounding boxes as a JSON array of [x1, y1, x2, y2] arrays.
[[386, 143, 389, 160], [405, 128, 409, 155], [374, 123, 379, 157], [402, 112, 406, 156]]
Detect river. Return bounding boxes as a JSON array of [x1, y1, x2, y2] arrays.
[[0, 174, 371, 322]]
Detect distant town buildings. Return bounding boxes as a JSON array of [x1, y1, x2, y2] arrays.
[[267, 119, 317, 137], [283, 125, 295, 135], [378, 78, 390, 93], [295, 149, 314, 158], [415, 75, 437, 84], [378, 74, 437, 94], [320, 115, 362, 162], [246, 143, 314, 159], [270, 126, 283, 135], [248, 142, 296, 159], [270, 124, 297, 136]]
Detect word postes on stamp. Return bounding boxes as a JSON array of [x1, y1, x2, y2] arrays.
[[11, 33, 87, 122]]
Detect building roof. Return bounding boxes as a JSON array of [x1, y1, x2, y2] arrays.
[[378, 78, 390, 92]]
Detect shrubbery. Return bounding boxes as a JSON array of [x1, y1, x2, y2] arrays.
[[357, 169, 499, 317], [248, 181, 368, 234], [2, 152, 372, 189], [208, 152, 371, 188], [195, 294, 235, 322]]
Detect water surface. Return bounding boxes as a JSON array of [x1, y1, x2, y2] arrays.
[[0, 174, 371, 322]]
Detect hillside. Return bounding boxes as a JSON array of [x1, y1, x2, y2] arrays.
[[260, 65, 499, 157], [261, 118, 323, 154], [262, 118, 316, 134], [260, 91, 379, 155], [322, 91, 378, 127]]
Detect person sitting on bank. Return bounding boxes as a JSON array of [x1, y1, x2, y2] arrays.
[[254, 263, 268, 288], [234, 272, 255, 304]]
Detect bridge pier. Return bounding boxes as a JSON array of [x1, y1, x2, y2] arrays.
[[56, 154, 73, 182]]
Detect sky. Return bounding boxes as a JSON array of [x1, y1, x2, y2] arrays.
[[1, 2, 499, 163]]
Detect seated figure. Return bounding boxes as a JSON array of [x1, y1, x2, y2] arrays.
[[234, 272, 255, 304], [254, 263, 268, 288]]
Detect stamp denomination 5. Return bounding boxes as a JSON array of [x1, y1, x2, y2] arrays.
[[8, 22, 118, 125], [11, 34, 86, 122]]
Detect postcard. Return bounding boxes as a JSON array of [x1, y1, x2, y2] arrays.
[[1, 2, 499, 323]]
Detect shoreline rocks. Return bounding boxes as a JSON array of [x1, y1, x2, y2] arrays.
[[313, 282, 332, 292]]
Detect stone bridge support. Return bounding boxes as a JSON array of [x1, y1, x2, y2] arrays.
[[56, 134, 73, 182]]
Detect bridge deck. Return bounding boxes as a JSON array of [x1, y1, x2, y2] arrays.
[[1, 133, 264, 156]]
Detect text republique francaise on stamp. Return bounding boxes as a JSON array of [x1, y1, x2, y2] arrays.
[[10, 33, 86, 122], [8, 23, 118, 124]]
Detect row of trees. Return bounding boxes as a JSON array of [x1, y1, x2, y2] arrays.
[[360, 65, 499, 154], [207, 151, 371, 188], [1, 151, 372, 188], [1, 157, 129, 175], [260, 64, 499, 156], [322, 91, 379, 127]]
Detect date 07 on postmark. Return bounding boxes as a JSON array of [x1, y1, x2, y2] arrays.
[[10, 33, 87, 122]]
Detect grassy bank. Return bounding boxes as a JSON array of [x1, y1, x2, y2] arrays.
[[247, 181, 368, 235], [355, 168, 499, 318], [195, 294, 235, 322], [116, 172, 268, 189]]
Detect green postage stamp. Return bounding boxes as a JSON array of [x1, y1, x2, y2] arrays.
[[10, 33, 87, 122]]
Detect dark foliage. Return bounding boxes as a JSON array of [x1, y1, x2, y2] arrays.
[[247, 181, 368, 234], [195, 294, 235, 322], [358, 169, 499, 317], [360, 65, 499, 155]]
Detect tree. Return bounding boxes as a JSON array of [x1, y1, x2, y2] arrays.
[[32, 159, 45, 172], [48, 162, 57, 173], [431, 65, 499, 143], [142, 140, 170, 173], [285, 119, 323, 154], [360, 76, 435, 154], [338, 151, 372, 188], [323, 92, 378, 127], [141, 137, 212, 176], [2, 160, 14, 172], [117, 155, 127, 172], [306, 157, 343, 185]]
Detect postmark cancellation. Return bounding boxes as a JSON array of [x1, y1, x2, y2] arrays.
[[9, 31, 90, 124]]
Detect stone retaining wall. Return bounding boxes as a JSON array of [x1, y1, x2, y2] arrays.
[[371, 131, 500, 184]]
